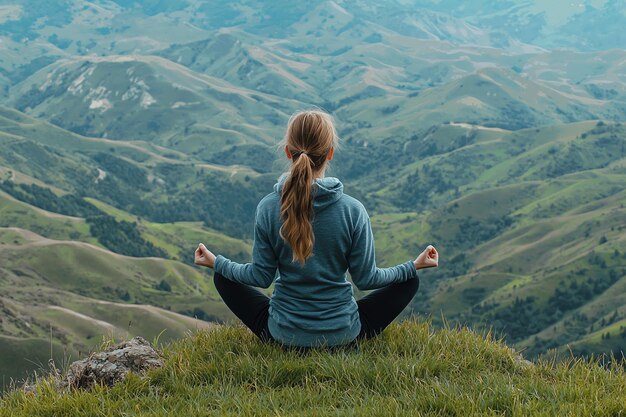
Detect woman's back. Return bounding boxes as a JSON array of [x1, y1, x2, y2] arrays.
[[215, 174, 419, 347], [264, 175, 362, 346]]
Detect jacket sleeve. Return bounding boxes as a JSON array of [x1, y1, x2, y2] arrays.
[[348, 211, 418, 290], [214, 208, 278, 289]]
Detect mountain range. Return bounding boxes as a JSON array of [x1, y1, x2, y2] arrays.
[[0, 0, 625, 385]]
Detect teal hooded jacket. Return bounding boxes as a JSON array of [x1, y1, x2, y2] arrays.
[[214, 174, 419, 347]]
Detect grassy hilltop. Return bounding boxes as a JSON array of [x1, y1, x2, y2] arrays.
[[1, 321, 625, 416]]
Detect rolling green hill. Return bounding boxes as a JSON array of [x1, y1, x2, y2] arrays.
[[362, 121, 626, 358], [0, 225, 225, 384], [0, 104, 275, 237], [0, 214, 248, 382], [1, 0, 626, 391], [8, 56, 298, 147], [0, 122, 264, 379], [158, 30, 321, 103], [0, 109, 258, 383]]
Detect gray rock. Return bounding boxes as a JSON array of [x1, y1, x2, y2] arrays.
[[60, 336, 163, 390]]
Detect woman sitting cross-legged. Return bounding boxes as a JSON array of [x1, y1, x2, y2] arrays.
[[194, 110, 439, 348]]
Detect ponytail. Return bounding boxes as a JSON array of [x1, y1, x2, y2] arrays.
[[280, 152, 315, 264], [279, 110, 338, 264]]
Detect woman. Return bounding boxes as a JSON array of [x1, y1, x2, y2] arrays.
[[194, 110, 438, 348]]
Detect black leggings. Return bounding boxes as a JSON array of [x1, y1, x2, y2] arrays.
[[213, 272, 419, 346]]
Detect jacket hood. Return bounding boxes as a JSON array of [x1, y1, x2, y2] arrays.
[[273, 172, 344, 211]]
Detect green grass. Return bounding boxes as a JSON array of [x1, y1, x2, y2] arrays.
[[1, 320, 625, 416]]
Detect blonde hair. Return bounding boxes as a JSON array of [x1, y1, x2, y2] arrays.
[[280, 110, 338, 264]]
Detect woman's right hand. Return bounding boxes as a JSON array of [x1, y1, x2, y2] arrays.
[[414, 245, 439, 270], [194, 243, 216, 268]]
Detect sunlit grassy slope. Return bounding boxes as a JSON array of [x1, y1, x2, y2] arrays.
[[83, 198, 251, 263], [0, 103, 275, 237], [0, 108, 257, 384], [8, 56, 299, 148], [0, 224, 228, 385], [366, 121, 626, 358], [1, 321, 625, 416]]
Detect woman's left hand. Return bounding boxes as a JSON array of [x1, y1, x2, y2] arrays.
[[414, 245, 439, 270], [194, 243, 216, 268]]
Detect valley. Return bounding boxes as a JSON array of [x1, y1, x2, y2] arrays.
[[0, 0, 625, 385]]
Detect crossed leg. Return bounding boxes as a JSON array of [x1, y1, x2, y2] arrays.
[[213, 272, 273, 342], [213, 272, 420, 344], [355, 277, 420, 340]]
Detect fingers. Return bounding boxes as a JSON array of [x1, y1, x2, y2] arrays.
[[425, 245, 438, 262], [195, 244, 209, 263]]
